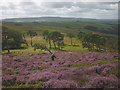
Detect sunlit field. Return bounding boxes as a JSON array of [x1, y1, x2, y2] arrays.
[[2, 35, 88, 55]]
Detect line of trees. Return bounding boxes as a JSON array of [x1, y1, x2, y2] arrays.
[[2, 26, 65, 53], [77, 31, 118, 52], [2, 26, 118, 53]]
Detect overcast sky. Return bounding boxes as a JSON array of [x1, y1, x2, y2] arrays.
[[0, 0, 119, 19]]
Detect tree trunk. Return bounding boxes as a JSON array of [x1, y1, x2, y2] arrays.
[[23, 34, 28, 46], [53, 41, 56, 49], [57, 42, 60, 50], [49, 39, 51, 49], [23, 34, 26, 40], [26, 42, 28, 46], [6, 40, 10, 53], [31, 37, 32, 46]]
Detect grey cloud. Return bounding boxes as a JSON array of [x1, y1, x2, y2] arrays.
[[42, 2, 74, 8], [74, 2, 117, 10], [19, 1, 39, 9], [41, 2, 117, 10], [20, 2, 35, 6], [0, 1, 118, 19], [1, 2, 18, 10], [1, 6, 8, 10], [8, 3, 17, 9]]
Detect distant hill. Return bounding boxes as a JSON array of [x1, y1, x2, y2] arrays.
[[2, 17, 117, 23], [3, 19, 118, 36], [2, 17, 118, 36]]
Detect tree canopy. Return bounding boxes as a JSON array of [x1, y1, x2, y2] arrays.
[[2, 26, 24, 52]]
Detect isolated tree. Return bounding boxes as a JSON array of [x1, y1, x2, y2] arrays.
[[27, 30, 37, 46], [23, 33, 28, 46], [77, 32, 89, 49], [50, 31, 57, 49], [57, 34, 64, 50], [82, 33, 91, 51], [3, 32, 10, 53], [67, 33, 75, 45], [50, 31, 64, 49], [42, 30, 52, 49], [87, 33, 99, 51], [2, 26, 24, 53], [42, 30, 49, 40], [77, 31, 86, 43]]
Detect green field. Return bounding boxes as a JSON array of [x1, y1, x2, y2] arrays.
[[2, 36, 88, 55]]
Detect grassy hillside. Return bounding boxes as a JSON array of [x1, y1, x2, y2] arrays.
[[37, 21, 118, 35], [3, 21, 118, 36], [3, 22, 79, 35], [2, 17, 99, 22], [2, 20, 118, 53]]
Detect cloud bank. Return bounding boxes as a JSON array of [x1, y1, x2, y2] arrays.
[[0, 0, 118, 19]]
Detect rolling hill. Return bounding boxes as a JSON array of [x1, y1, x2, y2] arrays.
[[2, 17, 117, 23], [2, 17, 118, 36]]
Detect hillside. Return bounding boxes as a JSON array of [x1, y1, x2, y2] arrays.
[[2, 17, 119, 88], [2, 17, 117, 22], [2, 20, 118, 36], [2, 17, 99, 22], [2, 52, 118, 88]]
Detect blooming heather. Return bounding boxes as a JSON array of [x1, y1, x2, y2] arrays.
[[2, 52, 118, 88]]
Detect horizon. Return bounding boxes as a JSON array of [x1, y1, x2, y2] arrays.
[[1, 16, 118, 20]]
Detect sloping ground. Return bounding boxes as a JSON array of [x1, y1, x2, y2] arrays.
[[2, 52, 118, 88], [3, 21, 118, 36]]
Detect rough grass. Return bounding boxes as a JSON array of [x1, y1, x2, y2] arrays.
[[3, 21, 117, 36], [6, 82, 44, 88], [3, 70, 19, 75], [2, 35, 88, 54]]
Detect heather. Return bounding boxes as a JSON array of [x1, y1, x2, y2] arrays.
[[2, 52, 118, 88]]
